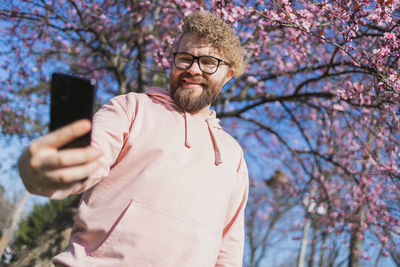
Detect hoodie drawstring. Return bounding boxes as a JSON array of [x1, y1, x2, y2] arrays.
[[206, 118, 222, 166], [145, 87, 222, 166], [184, 111, 191, 148]]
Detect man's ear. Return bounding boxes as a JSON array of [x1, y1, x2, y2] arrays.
[[224, 68, 235, 84]]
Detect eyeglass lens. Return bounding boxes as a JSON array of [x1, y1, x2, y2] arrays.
[[174, 53, 220, 74]]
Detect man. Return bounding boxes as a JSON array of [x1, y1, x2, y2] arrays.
[[18, 11, 249, 266]]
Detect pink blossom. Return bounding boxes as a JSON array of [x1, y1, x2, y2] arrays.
[[380, 236, 389, 243], [333, 104, 344, 111], [247, 76, 258, 84]]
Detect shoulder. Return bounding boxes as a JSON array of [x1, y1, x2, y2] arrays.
[[218, 128, 246, 169], [102, 92, 155, 115], [219, 128, 243, 152], [109, 92, 151, 107]]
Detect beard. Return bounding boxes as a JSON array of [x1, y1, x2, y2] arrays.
[[170, 72, 223, 113]]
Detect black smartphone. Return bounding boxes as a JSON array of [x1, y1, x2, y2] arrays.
[[50, 72, 96, 149]]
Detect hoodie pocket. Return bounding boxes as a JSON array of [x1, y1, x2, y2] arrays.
[[89, 198, 220, 266], [90, 199, 134, 257]]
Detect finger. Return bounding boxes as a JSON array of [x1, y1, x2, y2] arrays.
[[37, 175, 90, 197], [44, 159, 101, 184], [40, 146, 102, 169], [35, 119, 92, 150], [58, 146, 102, 167]]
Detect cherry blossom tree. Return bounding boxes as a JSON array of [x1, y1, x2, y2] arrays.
[[1, 0, 399, 265]]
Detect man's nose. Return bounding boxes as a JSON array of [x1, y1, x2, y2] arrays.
[[187, 59, 202, 75]]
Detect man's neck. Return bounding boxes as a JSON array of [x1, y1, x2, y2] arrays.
[[189, 105, 212, 119]]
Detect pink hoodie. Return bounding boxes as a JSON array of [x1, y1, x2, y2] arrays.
[[52, 88, 249, 266]]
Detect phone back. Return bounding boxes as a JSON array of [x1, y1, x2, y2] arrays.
[[50, 73, 96, 149]]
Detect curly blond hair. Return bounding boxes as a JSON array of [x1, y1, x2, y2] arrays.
[[178, 11, 245, 77]]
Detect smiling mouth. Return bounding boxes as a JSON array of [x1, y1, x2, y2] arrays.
[[181, 78, 204, 88]]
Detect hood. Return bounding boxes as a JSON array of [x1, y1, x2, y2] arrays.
[[145, 87, 223, 166]]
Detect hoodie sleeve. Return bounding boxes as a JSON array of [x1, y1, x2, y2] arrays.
[[50, 94, 134, 199], [216, 153, 249, 267]]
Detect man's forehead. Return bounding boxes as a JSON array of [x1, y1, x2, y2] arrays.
[[177, 33, 221, 56], [179, 33, 211, 48]]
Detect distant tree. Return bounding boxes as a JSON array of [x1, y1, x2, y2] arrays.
[[0, 185, 15, 235], [14, 195, 79, 248], [244, 175, 297, 267]]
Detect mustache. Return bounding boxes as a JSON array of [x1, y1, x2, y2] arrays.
[[178, 73, 208, 84]]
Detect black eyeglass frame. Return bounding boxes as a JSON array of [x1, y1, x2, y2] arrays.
[[173, 52, 231, 74]]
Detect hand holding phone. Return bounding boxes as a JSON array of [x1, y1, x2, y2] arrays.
[[17, 73, 101, 198], [18, 119, 102, 198]]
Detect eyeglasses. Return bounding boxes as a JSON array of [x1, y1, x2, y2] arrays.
[[173, 52, 230, 74]]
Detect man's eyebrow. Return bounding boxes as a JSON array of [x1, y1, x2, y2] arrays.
[[179, 51, 222, 57]]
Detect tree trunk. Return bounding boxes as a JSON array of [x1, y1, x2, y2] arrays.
[[307, 224, 316, 267], [0, 191, 29, 254], [298, 216, 311, 267], [136, 35, 146, 93], [319, 231, 327, 267], [348, 207, 366, 267]]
